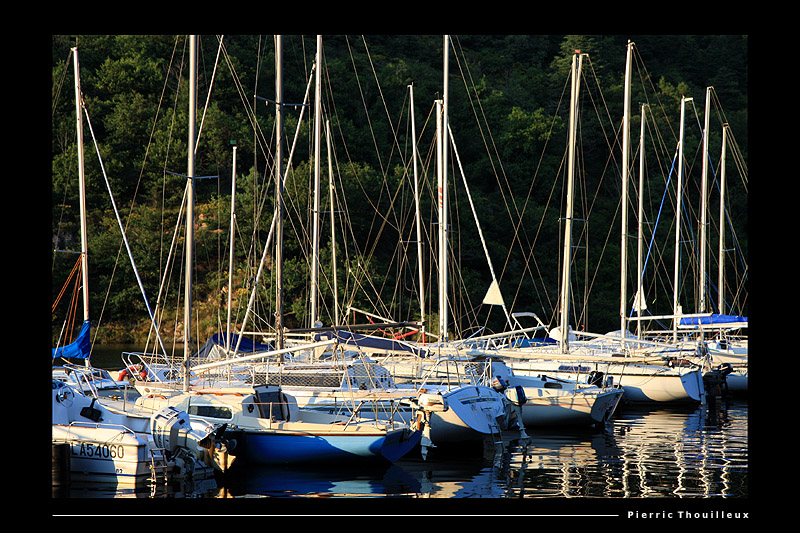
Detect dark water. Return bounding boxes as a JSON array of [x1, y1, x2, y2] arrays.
[[58, 347, 748, 509]]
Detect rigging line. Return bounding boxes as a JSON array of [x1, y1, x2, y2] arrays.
[[360, 35, 409, 173], [53, 254, 83, 313], [82, 102, 169, 359], [52, 47, 72, 118], [345, 36, 384, 177], [195, 35, 225, 156], [449, 37, 516, 231], [349, 37, 409, 259], [449, 37, 543, 324], [217, 38, 274, 171], [448, 124, 513, 330], [145, 183, 188, 352], [500, 62, 575, 319]]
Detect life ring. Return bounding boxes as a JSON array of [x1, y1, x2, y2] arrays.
[[118, 366, 148, 381]]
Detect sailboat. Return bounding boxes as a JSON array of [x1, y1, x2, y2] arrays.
[[135, 378, 419, 465], [126, 36, 421, 466], [51, 46, 228, 488], [485, 359, 623, 427], [402, 37, 512, 457], [52, 378, 221, 486], [486, 46, 706, 405], [52, 42, 92, 367]]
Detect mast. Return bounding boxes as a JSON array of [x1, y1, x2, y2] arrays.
[[72, 46, 90, 366], [620, 41, 633, 346], [699, 86, 712, 322], [717, 123, 729, 314], [275, 35, 285, 351], [310, 35, 322, 327], [636, 103, 648, 340], [559, 50, 583, 353], [438, 35, 450, 344], [72, 48, 90, 325], [184, 35, 197, 391], [326, 119, 339, 325], [226, 144, 237, 354], [673, 96, 691, 342], [409, 84, 426, 343]]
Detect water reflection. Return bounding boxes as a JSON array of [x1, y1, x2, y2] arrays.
[[55, 401, 747, 501]]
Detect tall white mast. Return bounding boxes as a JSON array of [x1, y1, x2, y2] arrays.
[[673, 96, 691, 341], [226, 144, 237, 354], [559, 51, 583, 353], [72, 47, 90, 327], [409, 84, 426, 343], [275, 35, 285, 351], [620, 41, 633, 346], [438, 35, 450, 344], [183, 35, 197, 391], [636, 103, 648, 340], [310, 35, 322, 327], [436, 97, 445, 345], [699, 86, 712, 321], [72, 46, 90, 366], [717, 123, 729, 314], [326, 119, 339, 325]]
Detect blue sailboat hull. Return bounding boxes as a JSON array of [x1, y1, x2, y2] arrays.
[[235, 427, 421, 465]]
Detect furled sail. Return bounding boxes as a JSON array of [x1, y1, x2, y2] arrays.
[[52, 320, 91, 360]]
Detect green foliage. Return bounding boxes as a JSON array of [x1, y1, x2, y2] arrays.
[[52, 35, 748, 345]]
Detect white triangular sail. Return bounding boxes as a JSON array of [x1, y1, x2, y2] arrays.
[[632, 288, 648, 313], [482, 280, 505, 306]]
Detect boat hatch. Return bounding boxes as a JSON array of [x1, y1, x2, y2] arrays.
[[254, 389, 290, 421]]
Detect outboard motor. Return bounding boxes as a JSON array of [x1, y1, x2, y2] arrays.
[[150, 406, 216, 455], [696, 340, 710, 358], [491, 376, 508, 392], [505, 385, 527, 406], [702, 363, 733, 402]]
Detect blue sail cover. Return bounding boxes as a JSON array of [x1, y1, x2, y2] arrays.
[[314, 330, 430, 358], [52, 320, 92, 360], [195, 332, 274, 358], [679, 314, 748, 326]]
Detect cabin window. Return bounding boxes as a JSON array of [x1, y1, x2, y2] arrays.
[[188, 404, 233, 420]]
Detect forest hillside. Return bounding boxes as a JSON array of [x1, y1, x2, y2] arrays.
[[51, 35, 748, 348]]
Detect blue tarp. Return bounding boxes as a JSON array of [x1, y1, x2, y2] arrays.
[[512, 337, 557, 348], [679, 314, 748, 326], [195, 332, 274, 358], [52, 320, 92, 360], [314, 330, 430, 358]]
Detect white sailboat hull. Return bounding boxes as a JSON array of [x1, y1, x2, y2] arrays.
[[52, 424, 152, 485], [517, 387, 623, 426], [420, 385, 506, 445], [506, 360, 704, 403]]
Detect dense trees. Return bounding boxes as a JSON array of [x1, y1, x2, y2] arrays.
[[51, 35, 748, 347]]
